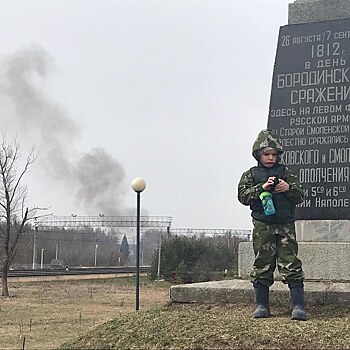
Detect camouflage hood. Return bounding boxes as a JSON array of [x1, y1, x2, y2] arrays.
[[252, 129, 284, 160]]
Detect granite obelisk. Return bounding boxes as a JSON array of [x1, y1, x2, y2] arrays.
[[268, 0, 350, 242]]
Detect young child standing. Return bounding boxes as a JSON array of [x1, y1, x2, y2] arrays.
[[238, 129, 307, 321]]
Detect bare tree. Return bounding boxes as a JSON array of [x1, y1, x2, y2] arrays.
[[0, 133, 41, 296]]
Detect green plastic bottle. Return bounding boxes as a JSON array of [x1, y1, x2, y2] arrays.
[[259, 191, 276, 216]]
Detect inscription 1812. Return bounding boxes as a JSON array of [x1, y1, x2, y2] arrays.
[[267, 19, 350, 220]]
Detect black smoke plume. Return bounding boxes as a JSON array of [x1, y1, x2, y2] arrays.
[[0, 45, 131, 216]]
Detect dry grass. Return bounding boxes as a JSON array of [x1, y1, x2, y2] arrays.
[[0, 275, 170, 350], [3, 276, 350, 350], [61, 303, 350, 350]]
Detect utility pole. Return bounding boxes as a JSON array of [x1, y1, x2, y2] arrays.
[[32, 226, 38, 270]]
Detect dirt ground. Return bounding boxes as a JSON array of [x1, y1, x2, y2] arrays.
[[0, 275, 170, 350]]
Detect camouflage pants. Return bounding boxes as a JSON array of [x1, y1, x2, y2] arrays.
[[250, 220, 304, 287]]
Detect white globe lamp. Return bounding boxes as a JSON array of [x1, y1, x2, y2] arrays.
[[131, 177, 146, 193]]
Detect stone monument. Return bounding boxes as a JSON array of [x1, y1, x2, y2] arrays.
[[239, 0, 350, 281], [269, 0, 350, 242], [170, 0, 350, 306]]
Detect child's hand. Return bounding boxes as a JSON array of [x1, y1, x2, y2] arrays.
[[274, 179, 290, 193], [262, 177, 276, 190]]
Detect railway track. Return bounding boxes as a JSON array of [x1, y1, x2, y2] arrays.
[[3, 266, 150, 278]]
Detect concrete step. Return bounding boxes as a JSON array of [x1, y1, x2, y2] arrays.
[[170, 279, 350, 306]]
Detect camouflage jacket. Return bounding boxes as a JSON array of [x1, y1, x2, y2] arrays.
[[238, 128, 304, 223], [237, 165, 304, 207]]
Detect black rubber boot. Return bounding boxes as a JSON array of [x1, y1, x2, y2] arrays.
[[252, 282, 270, 318], [289, 282, 307, 321]]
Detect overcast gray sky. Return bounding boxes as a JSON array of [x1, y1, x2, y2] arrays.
[[0, 0, 292, 230]]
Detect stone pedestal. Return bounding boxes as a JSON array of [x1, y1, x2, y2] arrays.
[[170, 279, 350, 306], [239, 242, 350, 281], [296, 220, 350, 242]]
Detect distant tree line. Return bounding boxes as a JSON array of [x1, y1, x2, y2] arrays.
[[149, 234, 249, 283], [9, 226, 248, 278], [11, 228, 132, 268], [10, 227, 163, 269]]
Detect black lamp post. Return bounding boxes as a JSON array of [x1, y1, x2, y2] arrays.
[[131, 177, 146, 311]]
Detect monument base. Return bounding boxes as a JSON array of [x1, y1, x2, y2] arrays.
[[238, 241, 350, 281], [170, 279, 350, 306], [296, 220, 350, 241]]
